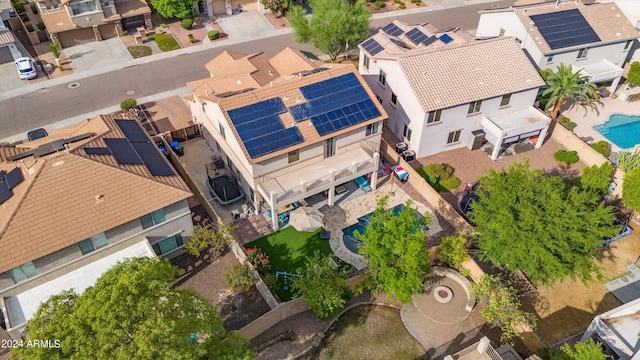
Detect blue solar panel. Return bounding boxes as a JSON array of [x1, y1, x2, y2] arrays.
[[6, 167, 23, 190], [439, 33, 453, 44], [361, 38, 384, 56], [381, 23, 404, 37], [405, 28, 437, 46], [115, 119, 149, 143], [0, 180, 10, 204], [530, 9, 600, 50], [132, 142, 175, 176], [84, 147, 113, 155], [104, 138, 143, 165]]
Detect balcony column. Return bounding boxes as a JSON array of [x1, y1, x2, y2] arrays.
[[270, 191, 278, 231], [371, 152, 379, 191], [611, 75, 622, 93], [491, 132, 504, 161], [328, 170, 335, 207], [535, 126, 549, 150], [301, 180, 307, 194], [351, 161, 358, 175]]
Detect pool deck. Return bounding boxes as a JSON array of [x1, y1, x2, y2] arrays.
[[561, 95, 640, 152]]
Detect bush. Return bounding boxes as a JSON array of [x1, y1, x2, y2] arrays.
[[13, 1, 25, 13], [440, 175, 461, 190], [160, 23, 167, 28], [120, 98, 137, 112], [224, 263, 256, 295], [374, 0, 384, 9], [187, 33, 195, 43], [207, 30, 219, 40], [438, 234, 468, 267], [558, 115, 577, 131], [180, 19, 193, 30], [20, 12, 28, 22], [30, 3, 38, 13], [581, 162, 613, 198], [245, 247, 271, 275], [628, 61, 640, 87], [591, 140, 610, 157], [36, 21, 45, 31], [49, 42, 60, 58], [417, 163, 461, 192], [623, 168, 640, 212], [617, 148, 640, 173], [398, 2, 405, 9], [25, 23, 34, 32], [554, 149, 579, 164]]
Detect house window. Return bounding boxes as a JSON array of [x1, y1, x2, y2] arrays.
[[288, 149, 299, 163], [366, 122, 379, 136], [403, 124, 412, 141], [324, 137, 336, 158], [44, 0, 59, 9], [363, 55, 370, 70], [9, 262, 38, 283], [467, 100, 482, 114], [624, 40, 632, 51], [375, 94, 382, 104], [152, 234, 184, 256], [219, 124, 226, 139], [447, 130, 461, 144], [577, 47, 589, 59], [78, 233, 108, 255], [140, 209, 166, 229], [70, 0, 97, 15], [499, 28, 506, 36], [546, 54, 554, 63], [102, 0, 109, 6], [378, 71, 386, 87], [500, 93, 512, 107], [427, 109, 441, 124], [227, 157, 234, 170], [390, 92, 397, 106]]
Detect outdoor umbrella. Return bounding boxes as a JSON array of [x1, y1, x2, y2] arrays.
[[288, 207, 324, 232]]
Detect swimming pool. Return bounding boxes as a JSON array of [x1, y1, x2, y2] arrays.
[[342, 204, 425, 254], [593, 114, 640, 149]]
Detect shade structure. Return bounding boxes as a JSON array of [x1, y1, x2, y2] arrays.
[[289, 207, 324, 232]]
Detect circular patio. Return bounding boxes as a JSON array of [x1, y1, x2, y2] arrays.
[[412, 267, 474, 325]]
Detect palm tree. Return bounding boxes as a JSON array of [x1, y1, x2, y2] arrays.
[[542, 63, 599, 119]]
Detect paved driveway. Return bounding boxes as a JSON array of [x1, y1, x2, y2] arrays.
[[63, 37, 131, 73], [216, 11, 275, 39]]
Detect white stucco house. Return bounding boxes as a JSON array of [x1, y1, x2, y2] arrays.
[[187, 48, 387, 230], [477, 0, 640, 91], [357, 20, 550, 160]]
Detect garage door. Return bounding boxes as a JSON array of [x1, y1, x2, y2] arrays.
[[58, 27, 96, 48], [212, 0, 226, 15], [231, 0, 258, 11], [0, 46, 12, 64], [98, 24, 117, 40]]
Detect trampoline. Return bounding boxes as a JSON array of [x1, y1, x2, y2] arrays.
[[206, 174, 244, 206]]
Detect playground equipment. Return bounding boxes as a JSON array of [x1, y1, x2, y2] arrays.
[[275, 271, 302, 291]]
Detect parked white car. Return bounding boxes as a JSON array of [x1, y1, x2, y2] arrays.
[[15, 57, 37, 80]]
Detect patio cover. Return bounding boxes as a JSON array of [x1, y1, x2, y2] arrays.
[[288, 206, 324, 232]]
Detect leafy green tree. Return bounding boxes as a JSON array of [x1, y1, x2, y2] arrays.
[[628, 61, 640, 86], [149, 0, 195, 19], [580, 162, 613, 199], [290, 0, 371, 61], [438, 233, 469, 267], [542, 63, 599, 119], [623, 167, 640, 212], [184, 219, 235, 261], [12, 258, 253, 360], [291, 251, 351, 319], [48, 42, 60, 59], [224, 263, 257, 295], [550, 339, 608, 360], [469, 161, 617, 285], [261, 0, 296, 16], [471, 275, 535, 343], [355, 196, 432, 304]]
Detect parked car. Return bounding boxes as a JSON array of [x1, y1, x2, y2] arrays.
[[15, 57, 37, 80], [27, 128, 48, 141]]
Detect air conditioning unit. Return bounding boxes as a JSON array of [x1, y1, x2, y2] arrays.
[[402, 150, 416, 162], [395, 142, 408, 154]]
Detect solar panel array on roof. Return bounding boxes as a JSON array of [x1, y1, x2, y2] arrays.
[[438, 33, 453, 44], [0, 167, 23, 204], [530, 9, 600, 50], [84, 147, 113, 155], [132, 142, 175, 176], [104, 138, 143, 165], [381, 23, 404, 37], [227, 98, 303, 159], [405, 28, 437, 46], [361, 38, 384, 56], [116, 119, 149, 143], [289, 73, 381, 136], [0, 181, 9, 204], [6, 168, 24, 189], [34, 139, 65, 157]]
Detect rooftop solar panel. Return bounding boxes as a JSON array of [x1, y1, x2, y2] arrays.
[[84, 147, 114, 155], [0, 180, 10, 204], [115, 119, 150, 143], [530, 9, 600, 50], [406, 28, 428, 45], [132, 142, 175, 176], [34, 139, 66, 157], [438, 33, 453, 44], [381, 23, 404, 37], [6, 167, 23, 190], [361, 38, 384, 56], [104, 138, 143, 165]]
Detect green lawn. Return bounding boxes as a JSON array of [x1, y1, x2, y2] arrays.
[[147, 33, 181, 52], [127, 46, 152, 58], [245, 227, 335, 301]]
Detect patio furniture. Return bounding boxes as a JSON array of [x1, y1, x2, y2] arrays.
[[320, 230, 331, 240], [335, 185, 347, 194], [354, 176, 372, 192], [391, 166, 409, 182]]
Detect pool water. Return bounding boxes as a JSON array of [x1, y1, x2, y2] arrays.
[[594, 114, 640, 149], [342, 204, 425, 254]]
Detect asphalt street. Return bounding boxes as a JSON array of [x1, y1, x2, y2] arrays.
[[0, 0, 513, 141]]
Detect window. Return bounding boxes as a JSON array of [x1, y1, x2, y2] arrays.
[[363, 55, 370, 70], [500, 93, 512, 107], [44, 0, 59, 9], [227, 157, 233, 170], [375, 94, 382, 104], [378, 71, 386, 86], [78, 233, 108, 255], [152, 234, 184, 256], [546, 54, 554, 63], [324, 137, 336, 158], [9, 262, 38, 283], [467, 100, 482, 114], [288, 149, 299, 163], [140, 209, 166, 229], [577, 47, 589, 59], [70, 0, 97, 15], [219, 124, 226, 139], [499, 28, 506, 36], [390, 92, 397, 106], [366, 122, 379, 136], [427, 109, 441, 124], [447, 130, 461, 144], [102, 0, 109, 6], [403, 124, 412, 141], [624, 40, 632, 51]]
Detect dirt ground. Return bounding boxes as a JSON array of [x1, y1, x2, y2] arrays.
[[264, 12, 290, 29], [520, 229, 640, 346]]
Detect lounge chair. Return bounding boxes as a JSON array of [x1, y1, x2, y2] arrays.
[[354, 176, 371, 193]]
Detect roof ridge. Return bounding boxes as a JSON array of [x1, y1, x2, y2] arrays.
[[395, 35, 509, 60]]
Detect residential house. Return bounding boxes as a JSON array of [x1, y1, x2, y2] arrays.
[[0, 114, 193, 338], [358, 20, 550, 160], [477, 0, 640, 91], [0, 20, 20, 63], [187, 47, 387, 230], [443, 336, 523, 360], [600, 0, 640, 63], [37, 0, 151, 48], [581, 296, 640, 360], [200, 0, 262, 18]]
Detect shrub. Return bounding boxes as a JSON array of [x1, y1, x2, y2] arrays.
[[554, 149, 579, 164], [224, 263, 256, 295], [591, 140, 610, 157], [628, 61, 640, 87], [440, 175, 461, 190], [187, 33, 195, 43], [20, 12, 28, 22], [25, 23, 34, 32], [617, 148, 640, 173], [160, 23, 167, 28], [49, 42, 60, 58], [623, 168, 640, 212], [36, 21, 45, 31], [417, 163, 461, 192], [398, 2, 405, 9], [180, 19, 193, 30], [13, 1, 25, 13], [581, 162, 613, 198], [207, 30, 219, 40], [120, 98, 137, 112], [30, 3, 38, 13], [245, 247, 271, 275], [558, 115, 577, 131], [374, 0, 384, 9], [438, 234, 468, 267]]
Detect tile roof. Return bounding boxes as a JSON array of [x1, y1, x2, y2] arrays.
[[113, 0, 151, 18], [480, 0, 640, 54], [398, 37, 545, 113], [41, 9, 75, 33], [204, 52, 280, 87], [0, 30, 15, 45], [141, 96, 194, 133], [0, 114, 191, 273]]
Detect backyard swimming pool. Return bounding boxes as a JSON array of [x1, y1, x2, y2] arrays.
[[593, 114, 640, 149]]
